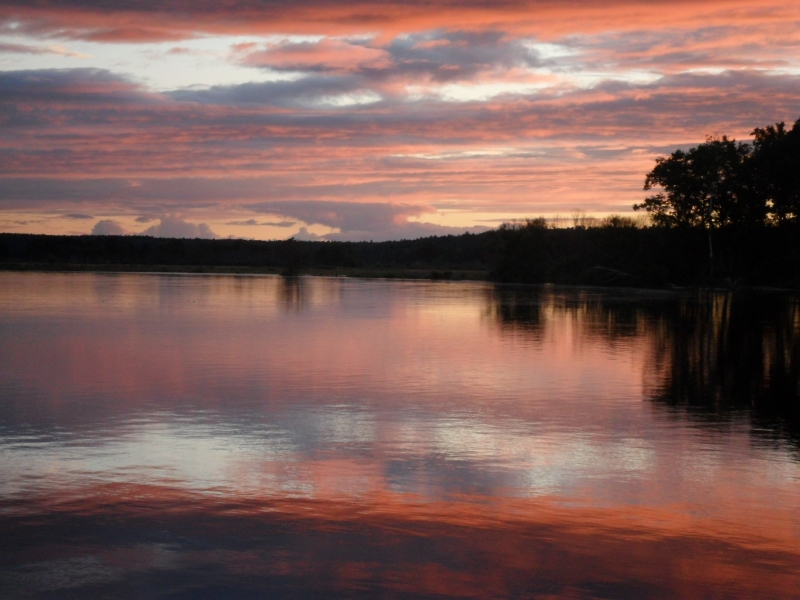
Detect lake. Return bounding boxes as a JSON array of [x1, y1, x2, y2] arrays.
[[0, 272, 798, 599]]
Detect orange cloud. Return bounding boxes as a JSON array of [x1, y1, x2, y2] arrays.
[[2, 2, 800, 234], [3, 1, 799, 41], [2, 67, 797, 223]]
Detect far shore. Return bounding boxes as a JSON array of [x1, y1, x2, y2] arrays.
[[0, 262, 490, 281], [4, 263, 799, 294], [3, 229, 799, 289]]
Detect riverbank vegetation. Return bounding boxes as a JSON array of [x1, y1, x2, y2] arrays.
[[3, 221, 798, 288]]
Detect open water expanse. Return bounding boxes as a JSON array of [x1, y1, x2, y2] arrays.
[[0, 272, 798, 599]]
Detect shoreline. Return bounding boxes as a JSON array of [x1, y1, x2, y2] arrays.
[[3, 263, 798, 294], [0, 262, 490, 281]]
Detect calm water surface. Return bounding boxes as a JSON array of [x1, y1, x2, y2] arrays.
[[1, 272, 798, 599]]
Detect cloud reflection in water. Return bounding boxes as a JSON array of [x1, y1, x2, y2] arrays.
[[0, 273, 798, 598]]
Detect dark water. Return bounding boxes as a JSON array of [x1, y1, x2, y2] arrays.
[[0, 272, 798, 599]]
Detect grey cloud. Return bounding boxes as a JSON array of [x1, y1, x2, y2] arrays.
[[135, 215, 156, 222], [0, 69, 154, 106], [0, 176, 459, 210], [91, 219, 126, 235], [251, 200, 430, 230], [381, 30, 538, 82], [292, 226, 322, 241], [2, 68, 800, 228], [251, 200, 489, 241], [141, 216, 218, 239], [170, 75, 370, 108], [238, 30, 541, 86], [226, 219, 296, 227], [1, 218, 45, 226], [4, 67, 799, 145], [226, 218, 259, 226], [0, 177, 248, 208], [569, 25, 795, 71], [63, 213, 93, 219], [323, 221, 491, 242]]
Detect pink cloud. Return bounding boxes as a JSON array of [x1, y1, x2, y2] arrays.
[[2, 1, 799, 42], [243, 39, 392, 73], [2, 1, 800, 238], [1, 66, 798, 231]]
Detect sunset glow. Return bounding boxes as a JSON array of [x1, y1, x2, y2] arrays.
[[1, 1, 799, 240]]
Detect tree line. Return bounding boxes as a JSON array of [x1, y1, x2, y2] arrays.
[[3, 222, 798, 287]]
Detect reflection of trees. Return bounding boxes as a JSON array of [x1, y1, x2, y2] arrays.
[[486, 286, 544, 338], [279, 276, 308, 312], [487, 285, 800, 450], [646, 293, 800, 449], [487, 285, 659, 341]]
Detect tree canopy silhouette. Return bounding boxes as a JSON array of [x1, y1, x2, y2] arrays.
[[750, 120, 800, 223], [634, 118, 800, 228]]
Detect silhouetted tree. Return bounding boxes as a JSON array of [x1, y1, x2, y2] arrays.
[[600, 214, 638, 228], [634, 136, 758, 228], [750, 119, 800, 224]]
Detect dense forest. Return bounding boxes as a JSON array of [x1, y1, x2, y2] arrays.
[[2, 118, 799, 289]]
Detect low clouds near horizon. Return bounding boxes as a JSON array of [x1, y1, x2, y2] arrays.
[[87, 205, 489, 241], [91, 216, 218, 239], [1, 0, 799, 240], [250, 201, 490, 241]]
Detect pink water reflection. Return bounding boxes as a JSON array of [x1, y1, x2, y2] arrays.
[[0, 272, 798, 598]]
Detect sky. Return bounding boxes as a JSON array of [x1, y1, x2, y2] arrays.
[[0, 1, 799, 241]]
